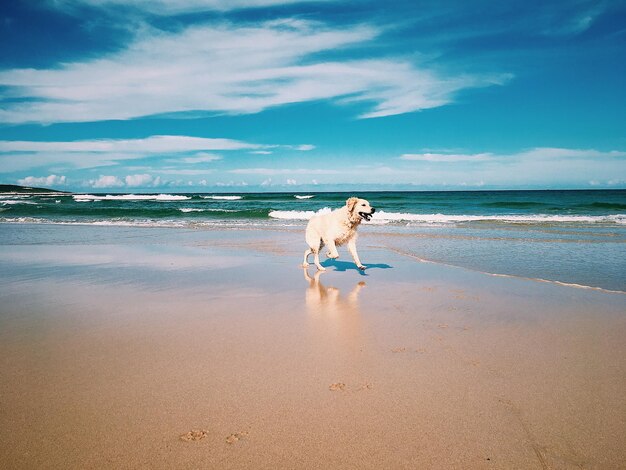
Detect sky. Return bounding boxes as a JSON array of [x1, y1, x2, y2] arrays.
[[0, 0, 625, 192]]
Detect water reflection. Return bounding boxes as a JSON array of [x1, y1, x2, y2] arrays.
[[303, 269, 365, 315], [303, 268, 367, 355]]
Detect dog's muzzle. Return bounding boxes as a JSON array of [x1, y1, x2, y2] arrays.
[[358, 207, 375, 222]]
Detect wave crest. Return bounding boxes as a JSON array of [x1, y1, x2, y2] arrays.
[[73, 194, 190, 201], [201, 195, 242, 200], [269, 209, 625, 225]]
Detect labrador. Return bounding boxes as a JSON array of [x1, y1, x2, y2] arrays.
[[302, 197, 375, 271]]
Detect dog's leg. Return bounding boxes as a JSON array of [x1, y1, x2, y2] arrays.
[[325, 239, 339, 259], [302, 248, 312, 268], [313, 249, 325, 271], [347, 238, 365, 270], [305, 232, 325, 270]]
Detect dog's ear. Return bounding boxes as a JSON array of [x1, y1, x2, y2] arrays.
[[346, 197, 359, 212]]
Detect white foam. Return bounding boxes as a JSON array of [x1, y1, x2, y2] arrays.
[[0, 200, 38, 205], [268, 209, 625, 225], [269, 207, 333, 219], [179, 208, 240, 213], [0, 216, 280, 229], [294, 195, 315, 199], [375, 211, 626, 225], [201, 195, 242, 200], [72, 194, 190, 201]]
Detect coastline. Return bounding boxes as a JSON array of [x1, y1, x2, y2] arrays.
[[1, 223, 625, 468]]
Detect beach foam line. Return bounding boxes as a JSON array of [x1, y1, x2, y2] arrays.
[[0, 216, 191, 228], [200, 195, 242, 200], [72, 194, 191, 201], [294, 195, 315, 199], [377, 210, 626, 224], [269, 209, 626, 225], [0, 216, 301, 229], [384, 245, 626, 295]]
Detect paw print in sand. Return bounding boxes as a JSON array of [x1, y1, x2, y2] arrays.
[[180, 430, 208, 442]]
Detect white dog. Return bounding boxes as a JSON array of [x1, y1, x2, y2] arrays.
[[302, 197, 375, 271]]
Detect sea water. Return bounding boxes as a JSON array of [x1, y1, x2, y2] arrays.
[[1, 190, 624, 291]]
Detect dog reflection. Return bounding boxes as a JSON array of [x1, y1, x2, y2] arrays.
[[303, 269, 365, 316]]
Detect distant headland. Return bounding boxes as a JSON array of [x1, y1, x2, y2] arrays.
[[0, 184, 70, 194]]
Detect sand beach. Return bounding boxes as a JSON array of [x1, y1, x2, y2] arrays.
[[0, 223, 625, 469]]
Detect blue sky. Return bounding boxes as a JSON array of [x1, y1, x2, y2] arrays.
[[0, 0, 625, 192]]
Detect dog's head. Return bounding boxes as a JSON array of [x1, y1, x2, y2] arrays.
[[346, 197, 375, 222]]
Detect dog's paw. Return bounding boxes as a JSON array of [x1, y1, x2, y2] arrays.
[[327, 252, 339, 259], [316, 266, 326, 272], [357, 265, 366, 271], [301, 262, 309, 268]]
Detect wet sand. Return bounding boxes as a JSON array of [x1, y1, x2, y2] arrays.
[[0, 224, 625, 469]]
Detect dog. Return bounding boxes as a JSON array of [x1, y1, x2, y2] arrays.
[[302, 197, 375, 271]]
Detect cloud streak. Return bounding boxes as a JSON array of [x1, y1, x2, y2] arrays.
[[55, 0, 328, 14], [0, 135, 307, 171], [400, 152, 494, 162], [0, 135, 259, 153], [229, 168, 339, 175], [398, 147, 626, 187], [0, 135, 256, 154], [0, 19, 507, 124]]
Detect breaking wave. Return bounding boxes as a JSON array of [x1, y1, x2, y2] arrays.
[[73, 194, 191, 201], [269, 209, 626, 225], [200, 195, 243, 200]]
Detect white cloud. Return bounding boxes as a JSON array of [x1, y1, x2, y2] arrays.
[[155, 169, 215, 175], [215, 180, 249, 187], [540, 3, 605, 36], [401, 148, 626, 164], [56, 0, 326, 14], [0, 20, 506, 124], [229, 168, 339, 175], [514, 148, 626, 160], [178, 152, 222, 163], [87, 173, 168, 188], [398, 147, 626, 187], [400, 152, 493, 162], [0, 135, 259, 153], [0, 135, 261, 171], [0, 136, 317, 173], [291, 144, 315, 151], [250, 150, 273, 155], [124, 174, 154, 187], [286, 178, 297, 185], [17, 174, 66, 187], [88, 175, 124, 188]]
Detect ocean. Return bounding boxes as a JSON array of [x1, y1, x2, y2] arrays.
[[1, 189, 625, 292]]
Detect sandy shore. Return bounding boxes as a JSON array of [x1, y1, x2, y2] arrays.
[[1, 224, 625, 469]]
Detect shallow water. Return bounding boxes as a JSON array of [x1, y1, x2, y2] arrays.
[[1, 189, 625, 292]]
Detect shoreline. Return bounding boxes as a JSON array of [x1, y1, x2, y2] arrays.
[[2, 221, 625, 294]]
